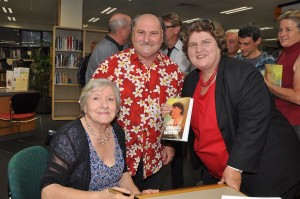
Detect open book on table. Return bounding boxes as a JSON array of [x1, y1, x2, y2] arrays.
[[161, 97, 193, 142]]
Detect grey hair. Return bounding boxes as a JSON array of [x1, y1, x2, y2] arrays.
[[79, 78, 121, 115], [109, 18, 130, 34]]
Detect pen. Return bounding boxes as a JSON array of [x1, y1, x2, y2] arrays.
[[109, 188, 139, 199]]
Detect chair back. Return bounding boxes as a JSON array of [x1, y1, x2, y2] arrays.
[[11, 92, 40, 114], [8, 146, 48, 199]]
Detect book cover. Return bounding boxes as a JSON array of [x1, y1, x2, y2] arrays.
[[161, 97, 194, 142], [264, 64, 283, 87]]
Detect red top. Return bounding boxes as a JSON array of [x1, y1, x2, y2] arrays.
[[276, 41, 300, 125], [191, 78, 229, 179]]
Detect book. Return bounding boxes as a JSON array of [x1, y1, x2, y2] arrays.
[[161, 97, 194, 142], [264, 64, 283, 87]]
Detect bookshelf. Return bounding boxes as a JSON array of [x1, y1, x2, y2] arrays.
[[52, 27, 107, 120], [52, 26, 83, 120]]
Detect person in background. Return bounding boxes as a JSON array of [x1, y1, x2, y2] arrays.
[[237, 23, 276, 72], [85, 13, 132, 84], [161, 12, 193, 74], [264, 10, 300, 141], [92, 14, 185, 191], [225, 29, 240, 58], [77, 41, 98, 87], [165, 19, 300, 198], [160, 12, 191, 189], [41, 79, 158, 199]]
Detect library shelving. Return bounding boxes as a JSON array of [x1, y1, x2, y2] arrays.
[[52, 26, 107, 120]]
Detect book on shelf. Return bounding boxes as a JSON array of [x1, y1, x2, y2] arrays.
[[161, 97, 194, 142], [264, 64, 283, 87]]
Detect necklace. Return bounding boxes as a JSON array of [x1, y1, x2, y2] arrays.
[[200, 66, 218, 87], [84, 118, 111, 145]]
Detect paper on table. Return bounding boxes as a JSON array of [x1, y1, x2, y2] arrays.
[[222, 195, 281, 199]]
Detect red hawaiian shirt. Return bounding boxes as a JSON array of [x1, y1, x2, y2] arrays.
[[93, 47, 184, 178]]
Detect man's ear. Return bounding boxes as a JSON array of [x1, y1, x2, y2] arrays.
[[256, 37, 262, 45]]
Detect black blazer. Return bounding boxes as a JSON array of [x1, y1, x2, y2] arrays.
[[182, 56, 300, 197]]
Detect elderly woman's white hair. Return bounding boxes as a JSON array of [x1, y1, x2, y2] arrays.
[[79, 78, 121, 115]]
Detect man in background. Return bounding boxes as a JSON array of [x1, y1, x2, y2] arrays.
[[77, 41, 97, 87], [161, 12, 193, 74], [225, 29, 239, 58], [161, 12, 191, 189], [92, 14, 184, 190], [236, 23, 275, 72], [85, 13, 131, 84]]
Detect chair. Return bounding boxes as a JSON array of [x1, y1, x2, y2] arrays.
[[0, 92, 42, 137], [8, 146, 48, 199]]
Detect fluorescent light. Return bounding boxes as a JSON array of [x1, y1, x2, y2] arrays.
[[12, 17, 15, 21], [220, 6, 253, 14], [2, 7, 7, 13], [8, 16, 11, 21], [83, 24, 88, 27], [260, 27, 273, 30], [88, 17, 95, 22], [183, 18, 200, 23], [8, 8, 12, 13], [92, 18, 100, 22], [101, 7, 111, 14], [4, 0, 8, 2], [264, 38, 277, 41], [106, 8, 117, 14]]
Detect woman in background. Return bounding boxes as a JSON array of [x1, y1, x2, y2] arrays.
[[265, 10, 300, 140]]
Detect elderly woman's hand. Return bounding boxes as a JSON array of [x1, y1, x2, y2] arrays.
[[161, 103, 172, 117]]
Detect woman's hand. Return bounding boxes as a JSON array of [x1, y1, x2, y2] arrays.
[[161, 103, 172, 117], [106, 187, 136, 199], [218, 166, 242, 191]]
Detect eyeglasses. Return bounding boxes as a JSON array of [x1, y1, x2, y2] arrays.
[[201, 18, 214, 31], [165, 25, 176, 29]]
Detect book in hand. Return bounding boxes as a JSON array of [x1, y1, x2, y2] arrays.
[[161, 97, 194, 142], [264, 64, 283, 87]]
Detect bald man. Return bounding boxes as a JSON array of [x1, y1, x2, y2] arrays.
[[85, 13, 132, 84]]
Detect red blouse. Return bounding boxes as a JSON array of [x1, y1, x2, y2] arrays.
[[191, 78, 229, 179]]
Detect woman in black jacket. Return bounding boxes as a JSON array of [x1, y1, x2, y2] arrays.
[[173, 19, 300, 198]]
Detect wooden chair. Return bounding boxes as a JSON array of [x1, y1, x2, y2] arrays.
[[0, 92, 42, 137]]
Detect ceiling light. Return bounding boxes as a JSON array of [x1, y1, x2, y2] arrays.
[[101, 7, 117, 14], [83, 24, 88, 28], [92, 18, 100, 22], [4, 0, 8, 2], [101, 7, 111, 14], [88, 17, 95, 22], [12, 17, 15, 21], [8, 16, 11, 21], [220, 6, 253, 14], [264, 38, 277, 41], [183, 18, 200, 23], [260, 27, 273, 30], [8, 8, 12, 13], [2, 7, 7, 13], [106, 8, 117, 14]]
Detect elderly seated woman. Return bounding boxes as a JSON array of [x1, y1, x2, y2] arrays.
[[41, 78, 157, 199]]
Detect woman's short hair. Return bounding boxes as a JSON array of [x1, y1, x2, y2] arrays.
[[182, 19, 226, 55], [172, 102, 184, 115], [279, 10, 300, 30], [79, 78, 121, 114]]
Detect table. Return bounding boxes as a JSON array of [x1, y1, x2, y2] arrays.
[[137, 184, 246, 199]]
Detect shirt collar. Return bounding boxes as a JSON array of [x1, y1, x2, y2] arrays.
[[105, 35, 123, 51]]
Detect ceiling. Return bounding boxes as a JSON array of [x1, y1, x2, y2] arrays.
[[0, 0, 297, 43]]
